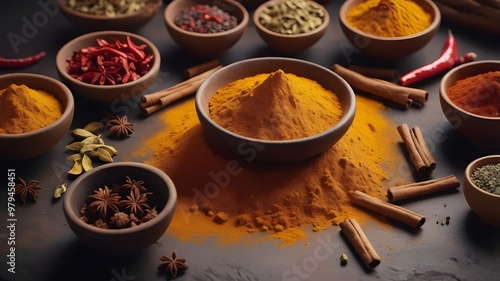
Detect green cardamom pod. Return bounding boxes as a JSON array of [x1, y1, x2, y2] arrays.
[[66, 142, 83, 151], [100, 145, 118, 156], [66, 153, 82, 162], [68, 159, 83, 175], [83, 121, 104, 133], [53, 183, 67, 198], [97, 147, 114, 163], [71, 128, 96, 139], [82, 154, 93, 172]]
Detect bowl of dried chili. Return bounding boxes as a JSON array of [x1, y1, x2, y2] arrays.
[[57, 0, 163, 31], [163, 0, 249, 58], [56, 30, 160, 103], [439, 60, 500, 148], [63, 162, 177, 257]]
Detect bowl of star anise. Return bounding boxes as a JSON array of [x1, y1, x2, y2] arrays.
[[56, 30, 161, 102], [63, 162, 177, 256]]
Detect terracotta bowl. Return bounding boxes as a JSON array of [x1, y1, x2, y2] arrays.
[[338, 0, 440, 60], [56, 30, 160, 103], [195, 57, 356, 163], [439, 60, 500, 148], [164, 0, 249, 58], [63, 162, 177, 257], [0, 73, 74, 160], [253, 0, 330, 54], [57, 0, 162, 31], [463, 155, 500, 227]]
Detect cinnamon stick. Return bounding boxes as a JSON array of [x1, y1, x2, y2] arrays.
[[387, 175, 460, 202], [397, 124, 436, 175], [352, 190, 426, 229], [184, 59, 220, 78], [331, 64, 428, 108], [339, 218, 381, 270], [140, 65, 223, 115]]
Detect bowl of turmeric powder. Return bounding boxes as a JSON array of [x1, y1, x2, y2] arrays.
[[338, 0, 440, 60], [439, 60, 500, 148], [0, 73, 75, 160], [195, 57, 356, 163]]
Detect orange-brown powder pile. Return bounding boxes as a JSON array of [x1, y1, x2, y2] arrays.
[[138, 95, 403, 246]]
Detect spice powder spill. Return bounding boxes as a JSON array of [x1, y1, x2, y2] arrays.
[[137, 95, 404, 247]]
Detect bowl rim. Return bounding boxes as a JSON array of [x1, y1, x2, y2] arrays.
[[338, 0, 441, 41], [465, 154, 500, 198], [57, 0, 162, 20], [55, 30, 161, 90], [164, 0, 249, 38], [440, 60, 500, 120], [195, 57, 356, 144], [63, 162, 177, 235], [253, 0, 330, 38], [0, 72, 74, 139]]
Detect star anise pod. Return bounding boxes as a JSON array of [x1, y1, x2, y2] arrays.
[[158, 251, 189, 278], [121, 176, 147, 193], [87, 185, 121, 218], [109, 212, 130, 228], [121, 188, 149, 217], [15, 177, 42, 204], [106, 115, 134, 138]]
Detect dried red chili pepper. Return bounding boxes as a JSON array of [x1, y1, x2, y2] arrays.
[[399, 30, 458, 86], [454, 52, 477, 66], [66, 36, 152, 86], [0, 51, 46, 68]]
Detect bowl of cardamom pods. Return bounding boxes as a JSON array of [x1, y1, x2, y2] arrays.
[[63, 162, 177, 256], [0, 73, 75, 160], [253, 0, 330, 54], [57, 0, 163, 31], [463, 155, 500, 227]]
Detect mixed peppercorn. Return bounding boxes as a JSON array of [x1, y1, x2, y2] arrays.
[[174, 4, 238, 33]]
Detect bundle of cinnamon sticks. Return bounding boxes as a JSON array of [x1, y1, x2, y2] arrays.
[[140, 59, 222, 116], [397, 123, 436, 175]]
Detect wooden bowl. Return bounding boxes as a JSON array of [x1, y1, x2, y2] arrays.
[[56, 30, 160, 103], [57, 0, 162, 31], [464, 155, 500, 227], [253, 0, 330, 54], [195, 57, 356, 163], [439, 60, 500, 148], [338, 0, 440, 60], [0, 73, 74, 160], [164, 0, 249, 58], [63, 162, 177, 256]]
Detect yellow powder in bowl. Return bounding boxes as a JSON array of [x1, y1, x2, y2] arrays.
[[0, 84, 63, 134]]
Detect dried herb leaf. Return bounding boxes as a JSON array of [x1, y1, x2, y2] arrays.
[[83, 121, 104, 133], [82, 154, 93, 172], [66, 142, 83, 151], [53, 183, 67, 198], [97, 148, 113, 162], [68, 159, 83, 175], [72, 128, 96, 139]]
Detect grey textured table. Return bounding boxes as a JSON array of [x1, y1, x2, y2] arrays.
[[1, 1, 500, 281]]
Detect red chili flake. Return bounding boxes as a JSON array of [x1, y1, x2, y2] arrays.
[[66, 36, 153, 86]]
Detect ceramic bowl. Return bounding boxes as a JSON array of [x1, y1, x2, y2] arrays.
[[338, 0, 440, 60], [463, 155, 500, 227], [63, 162, 177, 257], [164, 0, 249, 58], [0, 73, 74, 160], [253, 0, 330, 54], [56, 30, 160, 103], [57, 0, 162, 31], [439, 60, 500, 148], [195, 57, 356, 163]]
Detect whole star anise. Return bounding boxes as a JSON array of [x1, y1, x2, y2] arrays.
[[121, 188, 149, 217], [15, 177, 42, 204], [106, 115, 134, 138], [158, 251, 189, 278], [87, 185, 121, 218], [121, 176, 147, 193]]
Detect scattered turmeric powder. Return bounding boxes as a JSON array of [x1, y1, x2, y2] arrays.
[[137, 92, 404, 246], [0, 84, 63, 134], [346, 0, 432, 37]]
